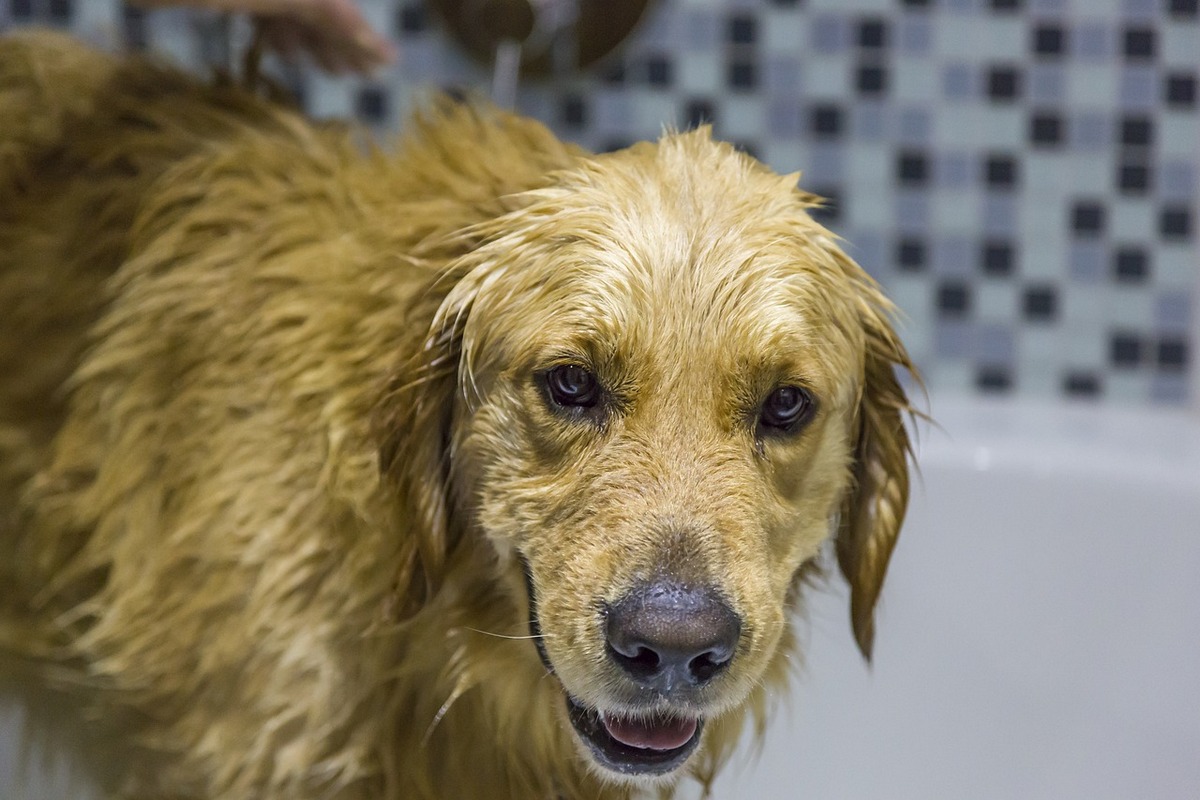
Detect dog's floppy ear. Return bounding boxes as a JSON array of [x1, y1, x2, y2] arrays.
[[826, 245, 918, 662], [372, 239, 512, 619], [374, 294, 463, 619]]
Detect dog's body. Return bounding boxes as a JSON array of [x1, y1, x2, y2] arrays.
[[0, 30, 914, 800]]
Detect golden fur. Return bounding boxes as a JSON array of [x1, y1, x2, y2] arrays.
[[0, 30, 916, 800]]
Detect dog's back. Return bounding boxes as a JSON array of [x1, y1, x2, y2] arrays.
[[0, 30, 286, 527]]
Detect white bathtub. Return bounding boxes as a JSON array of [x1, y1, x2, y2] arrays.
[[701, 395, 1200, 800], [5, 396, 1200, 799]]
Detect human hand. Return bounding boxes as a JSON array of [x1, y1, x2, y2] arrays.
[[132, 0, 397, 74]]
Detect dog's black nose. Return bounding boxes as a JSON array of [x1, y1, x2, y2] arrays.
[[605, 581, 741, 691]]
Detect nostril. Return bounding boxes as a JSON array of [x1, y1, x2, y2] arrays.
[[608, 643, 662, 679], [687, 647, 732, 684]]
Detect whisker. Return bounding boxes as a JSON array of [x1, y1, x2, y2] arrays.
[[463, 626, 553, 641]]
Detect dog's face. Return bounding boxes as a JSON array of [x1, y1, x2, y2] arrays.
[[380, 131, 913, 782]]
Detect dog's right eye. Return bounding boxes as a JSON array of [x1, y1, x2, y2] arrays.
[[545, 364, 600, 408]]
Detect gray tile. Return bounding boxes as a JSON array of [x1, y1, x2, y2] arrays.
[[938, 151, 975, 190], [977, 324, 1016, 363], [934, 234, 974, 276], [764, 56, 803, 94], [591, 90, 633, 131], [1120, 67, 1159, 111], [982, 195, 1018, 236], [1073, 22, 1113, 61], [896, 190, 932, 234], [1159, 159, 1196, 201], [1029, 64, 1065, 104], [898, 17, 933, 56], [1120, 0, 1158, 20], [805, 143, 845, 184], [896, 107, 932, 145], [854, 102, 888, 141], [766, 100, 804, 138], [1150, 374, 1191, 405], [681, 10, 720, 51], [1155, 292, 1193, 334], [1030, 0, 1068, 13], [1069, 242, 1107, 283], [811, 15, 848, 55], [1071, 111, 1112, 150], [847, 229, 886, 278], [943, 63, 975, 101], [935, 321, 975, 359]]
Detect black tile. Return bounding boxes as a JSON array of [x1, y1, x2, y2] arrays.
[[441, 84, 471, 104], [561, 94, 587, 128], [981, 240, 1016, 277], [901, 0, 932, 7], [858, 18, 888, 49], [1117, 163, 1151, 194], [1160, 205, 1192, 240], [397, 3, 427, 34], [1032, 25, 1065, 57], [123, 6, 148, 49], [1119, 116, 1153, 147], [856, 64, 888, 96], [728, 60, 758, 91], [599, 139, 633, 154], [47, 0, 72, 22], [985, 154, 1019, 189], [1169, 0, 1198, 18], [11, 0, 34, 20], [897, 237, 927, 272], [810, 104, 844, 139], [986, 66, 1022, 101], [600, 61, 626, 86], [1022, 285, 1058, 321], [1071, 201, 1106, 236], [896, 151, 930, 186], [1029, 111, 1064, 146], [1110, 332, 1144, 368], [989, 0, 1021, 10], [1113, 246, 1151, 282], [977, 366, 1014, 393], [937, 283, 971, 318], [1166, 72, 1197, 107], [355, 86, 388, 124], [809, 188, 842, 225], [1123, 27, 1156, 60], [1063, 372, 1102, 398], [684, 99, 716, 129], [1158, 339, 1190, 371], [728, 14, 757, 45], [646, 56, 673, 88], [734, 141, 761, 161]]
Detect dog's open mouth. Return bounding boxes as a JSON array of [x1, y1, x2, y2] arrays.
[[565, 695, 703, 775]]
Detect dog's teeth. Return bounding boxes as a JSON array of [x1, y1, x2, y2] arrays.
[[599, 712, 698, 751]]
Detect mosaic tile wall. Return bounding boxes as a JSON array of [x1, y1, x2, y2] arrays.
[[3, 0, 1198, 406]]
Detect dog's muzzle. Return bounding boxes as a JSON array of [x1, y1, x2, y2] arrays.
[[524, 564, 742, 776]]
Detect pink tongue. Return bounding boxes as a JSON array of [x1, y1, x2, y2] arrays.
[[600, 713, 698, 751]]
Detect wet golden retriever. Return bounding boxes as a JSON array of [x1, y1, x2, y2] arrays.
[[0, 29, 915, 800]]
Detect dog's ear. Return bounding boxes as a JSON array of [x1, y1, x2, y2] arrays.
[[372, 253, 490, 619], [374, 305, 460, 619], [825, 243, 918, 662]]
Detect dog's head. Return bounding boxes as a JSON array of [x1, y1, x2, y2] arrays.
[[378, 127, 914, 782]]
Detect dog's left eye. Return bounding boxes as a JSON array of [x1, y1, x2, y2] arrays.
[[759, 385, 815, 432], [545, 364, 600, 408]]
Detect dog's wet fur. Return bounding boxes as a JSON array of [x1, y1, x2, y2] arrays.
[[0, 30, 916, 800]]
